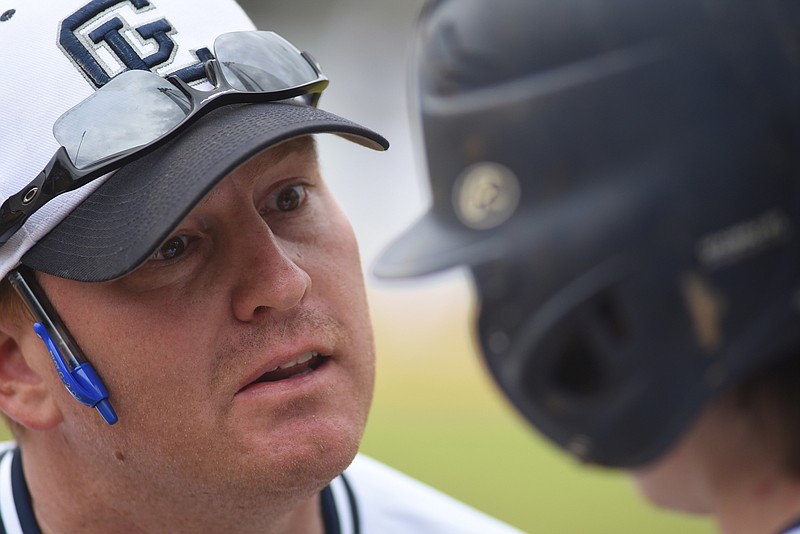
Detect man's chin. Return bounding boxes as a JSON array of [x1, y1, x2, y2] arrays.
[[241, 422, 362, 488]]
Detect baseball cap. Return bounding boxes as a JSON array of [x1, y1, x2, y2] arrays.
[[0, 0, 388, 282]]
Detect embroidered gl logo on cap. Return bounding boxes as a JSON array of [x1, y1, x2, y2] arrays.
[[59, 0, 211, 88], [452, 162, 521, 230]]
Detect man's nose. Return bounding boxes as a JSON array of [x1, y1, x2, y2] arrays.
[[229, 219, 312, 322]]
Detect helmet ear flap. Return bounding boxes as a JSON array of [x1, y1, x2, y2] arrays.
[[516, 290, 631, 413], [538, 291, 629, 400], [523, 291, 636, 462], [475, 257, 641, 460]]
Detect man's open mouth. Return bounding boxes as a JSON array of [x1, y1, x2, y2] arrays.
[[251, 351, 327, 384]]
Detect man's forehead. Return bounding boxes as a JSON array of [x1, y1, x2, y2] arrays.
[[234, 135, 319, 177], [261, 135, 318, 164], [198, 135, 318, 207]]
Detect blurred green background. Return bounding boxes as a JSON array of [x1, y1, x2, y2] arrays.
[[0, 1, 717, 532]]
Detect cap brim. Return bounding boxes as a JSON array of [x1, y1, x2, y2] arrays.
[[22, 102, 389, 282], [372, 209, 511, 279]]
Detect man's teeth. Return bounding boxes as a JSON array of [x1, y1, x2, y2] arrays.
[[266, 351, 318, 372]]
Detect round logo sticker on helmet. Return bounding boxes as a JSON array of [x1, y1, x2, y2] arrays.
[[452, 162, 521, 230]]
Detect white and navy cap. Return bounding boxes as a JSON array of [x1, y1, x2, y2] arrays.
[[0, 0, 388, 282]]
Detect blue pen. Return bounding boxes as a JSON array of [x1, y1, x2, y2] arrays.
[[7, 267, 117, 425]]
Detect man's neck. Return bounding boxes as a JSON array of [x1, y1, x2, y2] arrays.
[[19, 441, 326, 534]]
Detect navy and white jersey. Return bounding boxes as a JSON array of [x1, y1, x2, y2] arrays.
[[340, 454, 522, 533], [0, 443, 521, 534]]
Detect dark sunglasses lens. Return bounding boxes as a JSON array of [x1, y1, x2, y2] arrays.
[[214, 31, 319, 92], [53, 70, 192, 169]]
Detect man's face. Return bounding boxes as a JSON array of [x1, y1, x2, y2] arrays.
[[35, 136, 375, 500]]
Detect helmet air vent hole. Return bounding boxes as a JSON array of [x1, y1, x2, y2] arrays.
[[594, 294, 628, 343], [550, 330, 604, 396]]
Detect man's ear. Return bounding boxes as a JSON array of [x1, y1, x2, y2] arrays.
[[0, 319, 62, 431]]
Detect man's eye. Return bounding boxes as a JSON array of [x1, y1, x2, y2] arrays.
[[269, 185, 307, 212], [152, 236, 189, 261]]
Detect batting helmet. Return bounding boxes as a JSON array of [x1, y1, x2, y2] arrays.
[[374, 0, 800, 467]]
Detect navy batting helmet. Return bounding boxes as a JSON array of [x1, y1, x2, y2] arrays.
[[375, 0, 800, 467]]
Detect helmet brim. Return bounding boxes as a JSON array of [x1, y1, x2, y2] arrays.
[[372, 208, 509, 279]]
